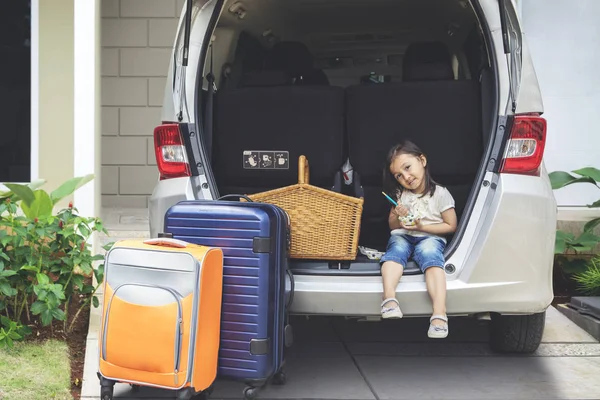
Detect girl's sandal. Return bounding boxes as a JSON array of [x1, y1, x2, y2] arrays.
[[428, 315, 449, 338], [381, 298, 403, 319]]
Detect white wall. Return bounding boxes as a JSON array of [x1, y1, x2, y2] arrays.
[[521, 0, 600, 208]]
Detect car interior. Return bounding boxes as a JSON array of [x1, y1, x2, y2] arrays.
[[200, 0, 497, 273]]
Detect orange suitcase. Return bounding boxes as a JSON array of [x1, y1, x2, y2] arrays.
[[97, 238, 223, 400]]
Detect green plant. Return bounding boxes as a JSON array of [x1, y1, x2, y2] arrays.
[[573, 256, 600, 295], [0, 175, 112, 348], [549, 167, 600, 254]]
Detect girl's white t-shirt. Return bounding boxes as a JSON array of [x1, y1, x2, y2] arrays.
[[391, 185, 455, 238]]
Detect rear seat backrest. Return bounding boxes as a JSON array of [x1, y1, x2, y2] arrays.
[[213, 74, 345, 196], [346, 42, 483, 248]]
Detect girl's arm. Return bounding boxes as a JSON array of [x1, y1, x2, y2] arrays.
[[402, 208, 458, 235], [388, 207, 403, 230]]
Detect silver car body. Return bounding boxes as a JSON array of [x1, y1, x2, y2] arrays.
[[150, 0, 556, 317]]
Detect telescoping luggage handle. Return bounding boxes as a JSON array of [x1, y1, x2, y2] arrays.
[[143, 238, 189, 248], [218, 194, 253, 202]]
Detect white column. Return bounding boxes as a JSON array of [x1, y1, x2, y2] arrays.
[[73, 0, 100, 218]]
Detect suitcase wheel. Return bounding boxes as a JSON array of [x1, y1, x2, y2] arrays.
[[243, 386, 259, 400], [100, 385, 113, 400], [272, 370, 287, 386]]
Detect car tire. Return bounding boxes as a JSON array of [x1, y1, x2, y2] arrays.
[[489, 311, 546, 354]]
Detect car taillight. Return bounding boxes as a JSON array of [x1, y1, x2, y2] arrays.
[[499, 115, 547, 176], [153, 124, 191, 180]]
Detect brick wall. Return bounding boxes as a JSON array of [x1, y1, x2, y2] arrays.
[[101, 0, 184, 208]]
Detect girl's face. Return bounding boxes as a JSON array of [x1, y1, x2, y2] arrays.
[[390, 153, 427, 193]]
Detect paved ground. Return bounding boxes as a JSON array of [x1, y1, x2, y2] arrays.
[[79, 209, 600, 400]]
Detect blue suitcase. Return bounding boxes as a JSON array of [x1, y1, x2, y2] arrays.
[[162, 196, 293, 399]]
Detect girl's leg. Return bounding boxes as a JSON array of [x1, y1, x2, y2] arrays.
[[413, 236, 448, 337], [381, 261, 404, 306], [379, 235, 411, 318], [424, 267, 447, 326]]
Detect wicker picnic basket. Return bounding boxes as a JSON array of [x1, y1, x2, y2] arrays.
[[248, 155, 364, 260]]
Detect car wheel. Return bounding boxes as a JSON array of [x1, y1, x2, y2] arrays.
[[489, 311, 546, 354]]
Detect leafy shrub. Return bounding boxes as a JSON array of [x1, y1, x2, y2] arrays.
[[549, 167, 600, 254], [573, 256, 600, 296], [0, 176, 111, 348]]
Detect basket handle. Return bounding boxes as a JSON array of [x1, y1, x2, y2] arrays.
[[298, 155, 310, 184]]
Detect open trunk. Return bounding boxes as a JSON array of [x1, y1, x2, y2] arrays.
[[199, 0, 498, 276]]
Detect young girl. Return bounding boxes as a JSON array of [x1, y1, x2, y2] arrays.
[[379, 140, 457, 339]]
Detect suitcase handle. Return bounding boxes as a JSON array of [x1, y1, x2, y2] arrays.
[[218, 194, 254, 202], [143, 238, 189, 248]]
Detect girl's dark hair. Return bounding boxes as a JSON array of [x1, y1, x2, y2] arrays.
[[383, 140, 437, 198]]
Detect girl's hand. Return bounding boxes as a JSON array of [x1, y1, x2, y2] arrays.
[[394, 204, 409, 217], [400, 218, 423, 231]]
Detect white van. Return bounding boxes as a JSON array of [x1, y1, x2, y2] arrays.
[[149, 0, 556, 353]]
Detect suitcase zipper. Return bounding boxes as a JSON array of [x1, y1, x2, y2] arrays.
[[103, 284, 184, 386]]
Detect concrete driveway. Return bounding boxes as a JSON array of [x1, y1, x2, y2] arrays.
[[81, 209, 600, 400], [81, 306, 600, 400]]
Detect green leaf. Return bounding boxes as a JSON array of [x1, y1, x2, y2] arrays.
[[30, 301, 47, 315], [573, 231, 600, 248], [37, 289, 48, 301], [18, 325, 32, 336], [549, 171, 598, 190], [8, 331, 22, 340], [79, 224, 91, 238], [556, 230, 575, 242], [584, 217, 600, 233], [50, 174, 94, 205], [0, 316, 10, 328], [36, 273, 50, 285], [572, 167, 600, 183], [52, 286, 66, 300], [92, 295, 99, 308], [71, 274, 85, 290], [0, 252, 9, 261], [51, 308, 66, 321], [0, 270, 17, 277], [555, 236, 566, 254], [20, 265, 39, 272], [79, 261, 92, 275], [3, 184, 35, 206], [21, 190, 53, 219], [94, 264, 105, 284], [41, 310, 53, 326], [1, 236, 13, 246], [0, 300, 5, 311], [103, 242, 116, 252], [0, 282, 17, 296], [5, 335, 13, 347]]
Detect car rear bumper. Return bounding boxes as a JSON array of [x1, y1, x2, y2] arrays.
[[288, 274, 553, 317]]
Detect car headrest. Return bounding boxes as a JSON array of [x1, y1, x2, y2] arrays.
[[266, 41, 314, 75], [240, 71, 291, 87], [402, 42, 454, 81]]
